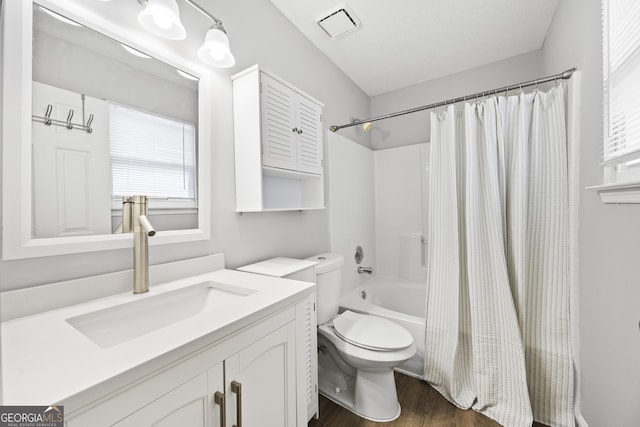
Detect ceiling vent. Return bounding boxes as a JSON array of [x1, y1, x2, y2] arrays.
[[316, 5, 360, 39]]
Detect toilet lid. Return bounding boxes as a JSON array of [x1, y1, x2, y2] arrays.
[[333, 310, 413, 351]]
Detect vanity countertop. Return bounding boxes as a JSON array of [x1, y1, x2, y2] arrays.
[[0, 269, 314, 407]]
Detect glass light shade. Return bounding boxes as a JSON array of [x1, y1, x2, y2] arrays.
[[176, 69, 199, 81], [121, 44, 151, 59], [137, 0, 186, 40], [40, 7, 82, 27], [197, 26, 235, 68]]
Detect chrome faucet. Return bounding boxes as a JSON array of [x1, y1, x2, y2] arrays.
[[357, 266, 373, 274], [132, 195, 156, 294]]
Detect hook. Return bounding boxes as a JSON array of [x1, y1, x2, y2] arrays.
[[44, 104, 53, 126], [86, 114, 94, 133], [66, 109, 74, 130]]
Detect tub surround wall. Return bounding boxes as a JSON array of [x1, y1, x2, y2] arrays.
[[0, 0, 371, 292], [327, 133, 376, 297], [374, 144, 428, 281]]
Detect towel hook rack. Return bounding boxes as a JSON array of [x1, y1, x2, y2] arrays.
[[31, 93, 95, 134]]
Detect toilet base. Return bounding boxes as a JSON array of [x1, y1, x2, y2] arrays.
[[318, 369, 402, 422]]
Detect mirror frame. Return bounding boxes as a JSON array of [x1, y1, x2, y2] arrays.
[[1, 0, 212, 260]]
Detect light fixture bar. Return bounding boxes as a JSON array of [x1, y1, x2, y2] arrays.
[[135, 0, 235, 68], [182, 0, 223, 25]]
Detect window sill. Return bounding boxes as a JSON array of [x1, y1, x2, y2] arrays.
[[587, 181, 640, 203]]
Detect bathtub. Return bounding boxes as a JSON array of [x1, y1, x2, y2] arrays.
[[339, 276, 426, 379]]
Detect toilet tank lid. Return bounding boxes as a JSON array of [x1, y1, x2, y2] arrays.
[[306, 253, 343, 274]]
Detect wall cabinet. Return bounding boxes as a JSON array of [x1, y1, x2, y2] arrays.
[[65, 302, 310, 426], [232, 65, 325, 212]]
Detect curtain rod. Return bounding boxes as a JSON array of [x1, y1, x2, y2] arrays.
[[329, 67, 576, 132]]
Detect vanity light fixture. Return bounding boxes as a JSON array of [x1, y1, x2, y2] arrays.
[[137, 0, 186, 40], [197, 22, 235, 68], [136, 0, 236, 68]]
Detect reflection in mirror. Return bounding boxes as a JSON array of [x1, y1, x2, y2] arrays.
[[31, 3, 199, 238]]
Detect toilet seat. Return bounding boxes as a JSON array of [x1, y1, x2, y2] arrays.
[[333, 310, 413, 351]]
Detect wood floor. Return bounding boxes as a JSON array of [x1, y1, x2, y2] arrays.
[[308, 373, 548, 427]]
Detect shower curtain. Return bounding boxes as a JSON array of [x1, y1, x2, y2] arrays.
[[424, 85, 574, 427]]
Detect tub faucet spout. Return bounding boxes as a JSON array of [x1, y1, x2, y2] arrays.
[[358, 266, 373, 274]]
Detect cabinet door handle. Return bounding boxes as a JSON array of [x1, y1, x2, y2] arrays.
[[214, 391, 226, 427], [231, 380, 242, 427]]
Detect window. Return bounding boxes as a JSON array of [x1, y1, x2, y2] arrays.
[[109, 104, 197, 209], [601, 0, 640, 186]]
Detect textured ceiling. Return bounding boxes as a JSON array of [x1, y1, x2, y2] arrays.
[[269, 0, 559, 96]]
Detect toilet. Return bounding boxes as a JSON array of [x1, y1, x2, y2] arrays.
[[308, 253, 416, 422]]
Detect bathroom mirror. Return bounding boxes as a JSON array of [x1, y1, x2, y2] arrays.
[[1, 0, 212, 259]]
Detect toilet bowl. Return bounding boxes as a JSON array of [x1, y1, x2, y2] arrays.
[[308, 254, 416, 422]]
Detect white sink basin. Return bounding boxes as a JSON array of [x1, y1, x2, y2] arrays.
[[66, 281, 257, 348]]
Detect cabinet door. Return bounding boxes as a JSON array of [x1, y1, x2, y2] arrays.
[[297, 293, 318, 423], [113, 373, 210, 427], [208, 363, 226, 427], [295, 96, 324, 175], [225, 323, 297, 427], [261, 73, 297, 171]]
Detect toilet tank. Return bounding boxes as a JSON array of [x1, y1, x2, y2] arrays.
[[307, 253, 344, 324]]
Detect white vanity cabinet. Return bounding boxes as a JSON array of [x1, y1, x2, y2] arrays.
[[64, 306, 303, 427], [232, 65, 325, 212], [238, 258, 319, 422]]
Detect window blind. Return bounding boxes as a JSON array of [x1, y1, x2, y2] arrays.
[[109, 104, 197, 201], [603, 0, 640, 167]]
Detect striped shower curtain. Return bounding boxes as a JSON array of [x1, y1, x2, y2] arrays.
[[424, 85, 574, 427]]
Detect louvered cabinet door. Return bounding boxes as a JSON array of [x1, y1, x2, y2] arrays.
[[260, 73, 297, 171], [297, 292, 318, 422], [296, 96, 323, 175]]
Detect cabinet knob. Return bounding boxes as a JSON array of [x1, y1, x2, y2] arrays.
[[298, 129, 303, 134], [292, 127, 298, 133]]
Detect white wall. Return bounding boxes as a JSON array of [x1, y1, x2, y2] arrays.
[[369, 50, 543, 150], [0, 0, 371, 291], [327, 132, 375, 297], [374, 143, 428, 280], [542, 2, 640, 426]]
